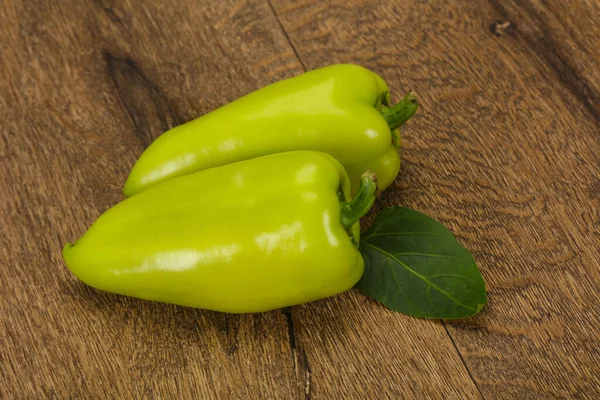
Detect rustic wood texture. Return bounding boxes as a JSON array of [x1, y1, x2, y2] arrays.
[[1, 0, 599, 398]]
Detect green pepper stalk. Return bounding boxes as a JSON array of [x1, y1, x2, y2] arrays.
[[123, 64, 419, 197], [341, 170, 378, 231], [381, 91, 418, 147], [381, 91, 419, 131]]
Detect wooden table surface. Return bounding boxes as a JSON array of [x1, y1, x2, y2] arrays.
[[2, 0, 599, 398]]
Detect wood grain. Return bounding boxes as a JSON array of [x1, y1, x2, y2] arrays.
[[269, 0, 600, 398], [0, 1, 303, 398], [1, 0, 599, 398]]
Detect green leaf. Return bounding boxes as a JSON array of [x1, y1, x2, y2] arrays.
[[357, 207, 487, 319]]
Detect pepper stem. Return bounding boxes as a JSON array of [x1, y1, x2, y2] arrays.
[[340, 171, 378, 230], [381, 91, 419, 131]]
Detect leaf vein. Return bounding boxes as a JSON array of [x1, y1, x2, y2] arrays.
[[426, 273, 468, 279], [364, 232, 445, 240], [393, 252, 465, 261], [362, 243, 477, 312]]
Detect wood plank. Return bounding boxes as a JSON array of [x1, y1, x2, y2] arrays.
[[487, 0, 600, 123], [270, 0, 600, 398], [1, 1, 304, 398], [1, 0, 480, 398]]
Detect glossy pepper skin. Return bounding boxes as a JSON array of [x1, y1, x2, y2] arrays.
[[123, 64, 417, 197], [63, 151, 377, 313]]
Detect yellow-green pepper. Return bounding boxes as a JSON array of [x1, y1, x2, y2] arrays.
[[63, 151, 377, 313], [123, 64, 417, 197]]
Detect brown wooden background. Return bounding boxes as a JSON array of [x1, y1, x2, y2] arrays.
[[2, 0, 599, 398]]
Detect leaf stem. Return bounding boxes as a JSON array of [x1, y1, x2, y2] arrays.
[[340, 171, 378, 230]]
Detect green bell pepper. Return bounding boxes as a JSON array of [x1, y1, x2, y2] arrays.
[[63, 151, 377, 313], [123, 64, 417, 197]]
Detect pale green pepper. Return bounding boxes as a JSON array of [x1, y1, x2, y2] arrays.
[[123, 64, 417, 197], [63, 151, 377, 313]]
